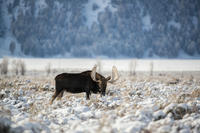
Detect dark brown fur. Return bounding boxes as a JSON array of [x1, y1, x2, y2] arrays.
[[53, 71, 111, 103], [50, 72, 101, 104], [81, 70, 111, 96]]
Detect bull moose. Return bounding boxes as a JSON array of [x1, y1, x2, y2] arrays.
[[50, 65, 119, 104]]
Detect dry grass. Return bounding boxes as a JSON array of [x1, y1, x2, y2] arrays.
[[0, 74, 199, 123], [45, 63, 51, 76], [191, 89, 200, 97], [0, 57, 9, 75], [129, 59, 137, 76], [0, 105, 11, 117]]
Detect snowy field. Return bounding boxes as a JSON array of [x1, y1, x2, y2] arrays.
[[1, 58, 200, 72], [0, 59, 200, 133]]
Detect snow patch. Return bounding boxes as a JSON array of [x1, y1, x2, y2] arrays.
[[126, 121, 146, 132], [84, 0, 117, 28], [142, 15, 153, 31], [6, 0, 30, 20], [0, 35, 22, 57], [0, 1, 22, 57], [35, 0, 48, 17], [0, 74, 200, 132], [178, 50, 200, 59], [54, 1, 63, 12], [192, 16, 198, 29], [153, 110, 166, 120], [168, 20, 181, 30]]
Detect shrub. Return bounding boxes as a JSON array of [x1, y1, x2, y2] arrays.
[[150, 61, 154, 76], [19, 60, 26, 75], [129, 59, 137, 76], [0, 57, 9, 75], [45, 63, 51, 76], [11, 59, 26, 75], [12, 59, 19, 75]]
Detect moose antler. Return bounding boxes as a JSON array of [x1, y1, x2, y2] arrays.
[[91, 64, 97, 81], [108, 66, 119, 83]]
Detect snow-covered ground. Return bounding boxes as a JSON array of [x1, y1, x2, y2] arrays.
[[1, 58, 200, 72], [0, 74, 200, 132], [0, 59, 200, 133]]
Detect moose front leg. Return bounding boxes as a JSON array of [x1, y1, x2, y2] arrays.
[[86, 91, 91, 100]]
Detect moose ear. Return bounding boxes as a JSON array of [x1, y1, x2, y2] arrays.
[[106, 76, 111, 81]]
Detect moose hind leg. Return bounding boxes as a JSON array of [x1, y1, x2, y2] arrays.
[[57, 89, 64, 100], [50, 89, 63, 104]]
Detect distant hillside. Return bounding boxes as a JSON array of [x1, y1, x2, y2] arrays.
[[0, 0, 200, 58]]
